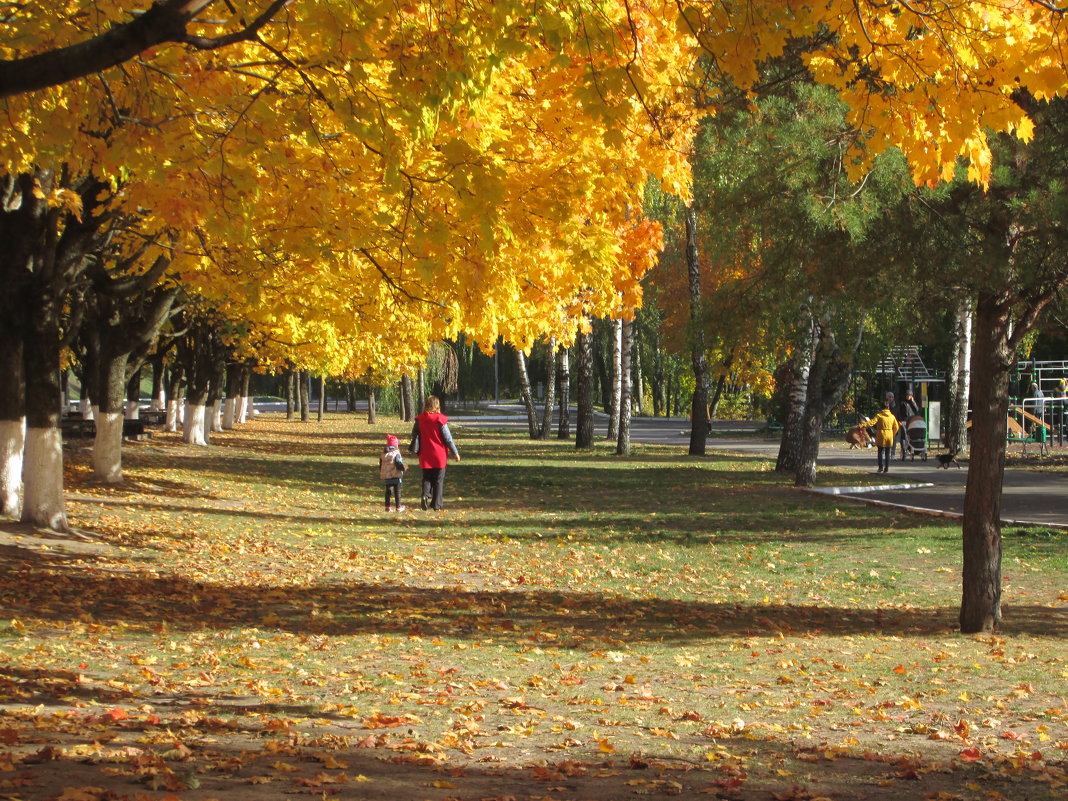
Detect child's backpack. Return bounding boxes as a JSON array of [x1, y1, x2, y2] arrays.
[[379, 449, 404, 480]]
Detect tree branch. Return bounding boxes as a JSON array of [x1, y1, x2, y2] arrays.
[[0, 0, 291, 99]]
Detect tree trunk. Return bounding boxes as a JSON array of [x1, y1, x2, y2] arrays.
[[0, 336, 25, 518], [946, 295, 974, 454], [91, 351, 129, 482], [235, 363, 251, 424], [616, 318, 633, 456], [150, 357, 166, 411], [285, 368, 295, 420], [607, 319, 622, 440], [299, 370, 310, 422], [400, 375, 413, 421], [21, 308, 67, 530], [776, 313, 817, 473], [538, 339, 557, 440], [317, 375, 325, 422], [416, 368, 425, 413], [556, 346, 571, 440], [367, 386, 377, 424], [633, 336, 645, 416], [125, 367, 141, 419], [959, 292, 1013, 633], [793, 316, 861, 488], [575, 326, 595, 449], [222, 363, 241, 430], [516, 350, 539, 438], [685, 203, 709, 455], [165, 364, 183, 432]]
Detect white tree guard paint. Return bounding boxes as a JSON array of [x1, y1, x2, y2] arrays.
[[151, 389, 166, 412], [80, 398, 94, 420], [245, 395, 256, 419], [125, 401, 140, 420], [222, 397, 237, 430], [165, 399, 180, 432], [0, 418, 25, 517], [92, 412, 124, 483], [211, 400, 223, 433], [235, 395, 247, 424], [21, 427, 67, 530], [183, 404, 208, 446]]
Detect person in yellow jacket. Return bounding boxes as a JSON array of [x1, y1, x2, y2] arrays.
[[865, 401, 901, 474]]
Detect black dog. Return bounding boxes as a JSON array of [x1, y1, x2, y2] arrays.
[[937, 451, 961, 469]]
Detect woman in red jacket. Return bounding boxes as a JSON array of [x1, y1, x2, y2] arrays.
[[409, 395, 461, 510]]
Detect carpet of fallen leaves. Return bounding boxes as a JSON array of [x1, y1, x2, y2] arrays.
[[0, 414, 1066, 801]]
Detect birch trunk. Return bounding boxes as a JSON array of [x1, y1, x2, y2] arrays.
[[575, 327, 595, 449], [516, 350, 539, 438], [556, 347, 571, 440], [685, 203, 709, 455], [607, 319, 622, 440], [946, 296, 974, 454], [538, 339, 557, 440], [616, 318, 633, 456]]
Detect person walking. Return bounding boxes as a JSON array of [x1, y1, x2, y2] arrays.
[[409, 395, 461, 511], [898, 391, 920, 459], [869, 400, 901, 474], [379, 434, 407, 511]]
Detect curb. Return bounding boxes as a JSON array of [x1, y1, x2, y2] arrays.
[[804, 485, 1068, 530]]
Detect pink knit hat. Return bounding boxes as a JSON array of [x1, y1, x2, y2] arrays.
[[385, 434, 399, 448]]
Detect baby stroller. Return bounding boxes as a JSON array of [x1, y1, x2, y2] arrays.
[[902, 415, 928, 461]]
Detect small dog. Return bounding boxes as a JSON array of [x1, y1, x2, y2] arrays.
[[936, 451, 961, 469], [845, 424, 874, 449]]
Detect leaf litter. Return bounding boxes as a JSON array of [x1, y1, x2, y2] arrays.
[[0, 417, 1065, 800]]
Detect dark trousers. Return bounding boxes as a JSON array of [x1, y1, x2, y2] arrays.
[[421, 467, 446, 510], [384, 484, 401, 508], [877, 446, 892, 472]]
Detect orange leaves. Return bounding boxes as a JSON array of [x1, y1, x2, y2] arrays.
[[362, 711, 422, 729]]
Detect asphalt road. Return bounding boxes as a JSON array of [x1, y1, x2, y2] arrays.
[[451, 411, 1068, 529]]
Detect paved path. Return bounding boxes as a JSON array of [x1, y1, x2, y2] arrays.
[[453, 410, 1067, 529]]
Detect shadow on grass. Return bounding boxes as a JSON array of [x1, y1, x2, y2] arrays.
[[3, 665, 1059, 801], [4, 550, 1064, 640]]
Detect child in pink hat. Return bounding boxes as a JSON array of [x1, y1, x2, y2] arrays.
[[379, 434, 407, 511]]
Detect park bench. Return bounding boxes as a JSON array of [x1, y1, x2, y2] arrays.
[[59, 416, 149, 441], [139, 410, 166, 427]]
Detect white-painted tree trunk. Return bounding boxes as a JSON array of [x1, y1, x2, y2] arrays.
[[151, 389, 166, 412], [222, 397, 237, 430], [183, 403, 209, 446], [0, 418, 25, 517], [165, 399, 180, 432], [235, 394, 247, 424], [21, 427, 67, 530], [92, 412, 124, 483], [125, 401, 140, 420], [211, 399, 223, 432], [246, 395, 256, 419], [80, 398, 94, 420]]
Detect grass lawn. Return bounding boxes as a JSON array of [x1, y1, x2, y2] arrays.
[[0, 414, 1065, 801]]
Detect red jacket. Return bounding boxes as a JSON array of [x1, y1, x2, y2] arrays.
[[411, 412, 459, 469]]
